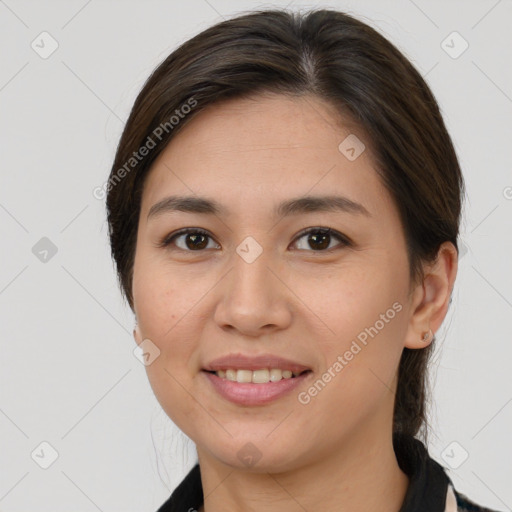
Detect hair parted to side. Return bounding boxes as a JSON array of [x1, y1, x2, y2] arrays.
[[106, 9, 464, 444]]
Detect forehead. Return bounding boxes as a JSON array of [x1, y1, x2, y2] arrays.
[[140, 93, 393, 221], [167, 92, 363, 153]]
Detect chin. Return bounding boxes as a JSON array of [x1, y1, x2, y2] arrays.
[[200, 438, 306, 474]]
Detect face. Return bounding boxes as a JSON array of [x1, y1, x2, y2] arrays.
[[132, 93, 418, 472]]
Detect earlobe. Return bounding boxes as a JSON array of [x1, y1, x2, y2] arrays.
[[421, 328, 433, 343], [404, 241, 458, 350]]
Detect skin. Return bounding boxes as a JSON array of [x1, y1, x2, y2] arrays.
[[132, 93, 458, 512]]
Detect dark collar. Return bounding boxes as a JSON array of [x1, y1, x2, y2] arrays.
[[157, 433, 451, 512], [394, 432, 451, 511]]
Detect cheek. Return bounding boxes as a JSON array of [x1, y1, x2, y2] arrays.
[[296, 260, 406, 339], [134, 280, 198, 367], [133, 251, 197, 339], [293, 267, 407, 450], [134, 276, 201, 427], [295, 259, 409, 397], [132, 257, 200, 400]]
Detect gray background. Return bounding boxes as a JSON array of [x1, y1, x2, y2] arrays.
[[1, 0, 511, 510]]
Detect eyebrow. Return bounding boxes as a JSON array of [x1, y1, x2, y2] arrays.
[[147, 194, 371, 220]]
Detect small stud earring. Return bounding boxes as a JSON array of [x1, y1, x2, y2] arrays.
[[421, 329, 433, 342]]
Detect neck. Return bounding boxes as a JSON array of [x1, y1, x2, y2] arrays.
[[196, 420, 409, 512]]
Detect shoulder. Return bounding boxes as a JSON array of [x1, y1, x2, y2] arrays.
[[449, 484, 505, 512]]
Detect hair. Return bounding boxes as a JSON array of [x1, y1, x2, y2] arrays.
[[106, 8, 464, 446]]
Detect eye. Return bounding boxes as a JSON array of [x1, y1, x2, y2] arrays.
[[157, 228, 219, 251], [156, 227, 351, 252], [291, 227, 351, 252]]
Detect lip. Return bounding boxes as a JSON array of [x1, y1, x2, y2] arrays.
[[202, 370, 312, 406], [203, 353, 311, 373]]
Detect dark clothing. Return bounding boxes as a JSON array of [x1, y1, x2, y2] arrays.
[[156, 433, 502, 512]]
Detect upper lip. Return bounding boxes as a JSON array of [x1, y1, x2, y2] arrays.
[[203, 353, 311, 373]]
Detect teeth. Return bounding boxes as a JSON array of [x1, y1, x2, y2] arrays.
[[214, 368, 302, 383]]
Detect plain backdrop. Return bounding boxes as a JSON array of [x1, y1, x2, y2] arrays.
[[1, 0, 511, 511]]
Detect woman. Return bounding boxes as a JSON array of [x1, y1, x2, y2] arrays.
[[105, 8, 502, 512]]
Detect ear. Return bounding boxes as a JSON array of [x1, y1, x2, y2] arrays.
[[404, 241, 458, 349], [133, 319, 142, 346]]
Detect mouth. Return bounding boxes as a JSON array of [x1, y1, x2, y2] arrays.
[[203, 368, 312, 383], [201, 369, 313, 406]]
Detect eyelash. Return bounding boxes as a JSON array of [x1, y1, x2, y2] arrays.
[[156, 227, 352, 253]]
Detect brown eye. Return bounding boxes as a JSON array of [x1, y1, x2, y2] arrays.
[[292, 227, 351, 252], [158, 228, 219, 251], [182, 232, 209, 250], [157, 227, 350, 253]]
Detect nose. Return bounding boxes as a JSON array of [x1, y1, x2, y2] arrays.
[[213, 247, 293, 337]]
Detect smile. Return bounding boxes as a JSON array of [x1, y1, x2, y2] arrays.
[[202, 369, 313, 405]]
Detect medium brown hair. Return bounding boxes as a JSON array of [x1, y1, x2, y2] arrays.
[[106, 9, 464, 443]]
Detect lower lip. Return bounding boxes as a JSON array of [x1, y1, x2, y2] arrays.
[[202, 370, 312, 406]]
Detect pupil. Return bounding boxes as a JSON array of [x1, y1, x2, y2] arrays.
[[187, 234, 207, 250], [310, 233, 329, 250]]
